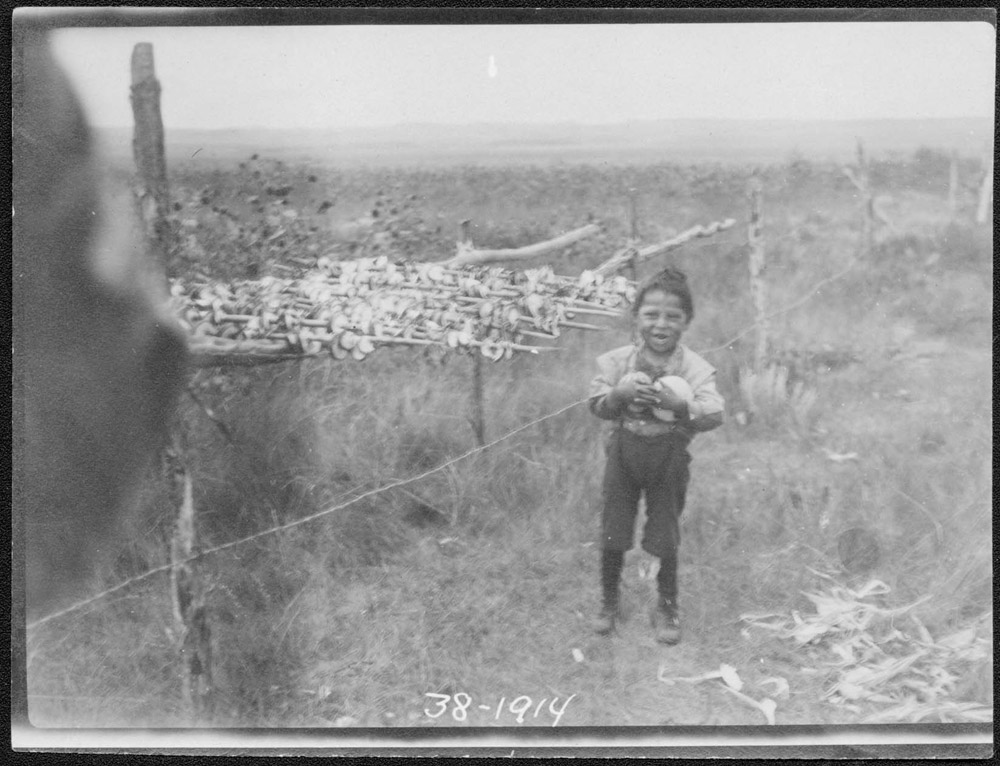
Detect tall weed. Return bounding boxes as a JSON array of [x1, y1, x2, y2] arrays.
[[738, 363, 820, 437]]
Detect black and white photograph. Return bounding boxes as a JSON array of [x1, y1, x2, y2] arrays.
[[12, 7, 994, 757]]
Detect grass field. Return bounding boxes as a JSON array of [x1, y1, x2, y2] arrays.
[[26, 145, 992, 729]]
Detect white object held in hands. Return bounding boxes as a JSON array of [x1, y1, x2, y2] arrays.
[[653, 375, 694, 422]]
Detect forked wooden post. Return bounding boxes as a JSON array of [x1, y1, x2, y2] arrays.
[[460, 220, 486, 446], [130, 43, 171, 272], [747, 176, 768, 373]]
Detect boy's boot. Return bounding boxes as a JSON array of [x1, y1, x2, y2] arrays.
[[593, 549, 624, 635], [652, 553, 680, 644], [650, 596, 681, 645], [592, 601, 618, 635]]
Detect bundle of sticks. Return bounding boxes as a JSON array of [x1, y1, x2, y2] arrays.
[[173, 257, 635, 366]]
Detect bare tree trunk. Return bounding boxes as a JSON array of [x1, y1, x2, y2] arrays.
[[130, 43, 171, 273]]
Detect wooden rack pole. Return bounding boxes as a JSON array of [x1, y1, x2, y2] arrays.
[[471, 349, 486, 446], [458, 219, 487, 446]]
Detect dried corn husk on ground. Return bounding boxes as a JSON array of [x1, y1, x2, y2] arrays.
[[741, 582, 992, 723], [172, 257, 635, 365], [658, 663, 780, 725]]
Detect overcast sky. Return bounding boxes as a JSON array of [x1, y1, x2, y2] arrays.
[[49, 22, 995, 130]]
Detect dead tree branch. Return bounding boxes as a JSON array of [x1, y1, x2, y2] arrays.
[[593, 218, 736, 277], [438, 223, 601, 268]]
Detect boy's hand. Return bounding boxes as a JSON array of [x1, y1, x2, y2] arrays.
[[654, 386, 687, 413], [611, 380, 659, 407], [611, 378, 658, 409], [632, 383, 663, 407]]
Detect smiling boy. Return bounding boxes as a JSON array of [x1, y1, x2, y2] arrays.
[[588, 268, 724, 642]]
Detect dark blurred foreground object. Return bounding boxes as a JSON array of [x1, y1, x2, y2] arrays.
[[13, 20, 188, 621]]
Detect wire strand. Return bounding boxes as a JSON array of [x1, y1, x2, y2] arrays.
[[27, 232, 865, 630], [27, 395, 592, 631]]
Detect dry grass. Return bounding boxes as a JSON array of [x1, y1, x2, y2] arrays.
[[25, 153, 992, 728]]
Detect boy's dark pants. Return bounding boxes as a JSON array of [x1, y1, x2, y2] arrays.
[[600, 428, 691, 608]]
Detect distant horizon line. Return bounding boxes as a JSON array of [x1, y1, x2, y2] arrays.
[[91, 115, 994, 132]]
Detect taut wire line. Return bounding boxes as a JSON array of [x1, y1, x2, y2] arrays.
[[28, 396, 592, 630], [29, 250, 864, 630]]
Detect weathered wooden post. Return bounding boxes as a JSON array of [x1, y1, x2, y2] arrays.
[[131, 43, 212, 722], [747, 175, 768, 373], [470, 349, 486, 447], [627, 188, 639, 283], [856, 141, 874, 256], [843, 139, 874, 256], [976, 147, 993, 225], [130, 42, 171, 272], [165, 431, 213, 723], [948, 150, 960, 216], [460, 220, 487, 446]]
